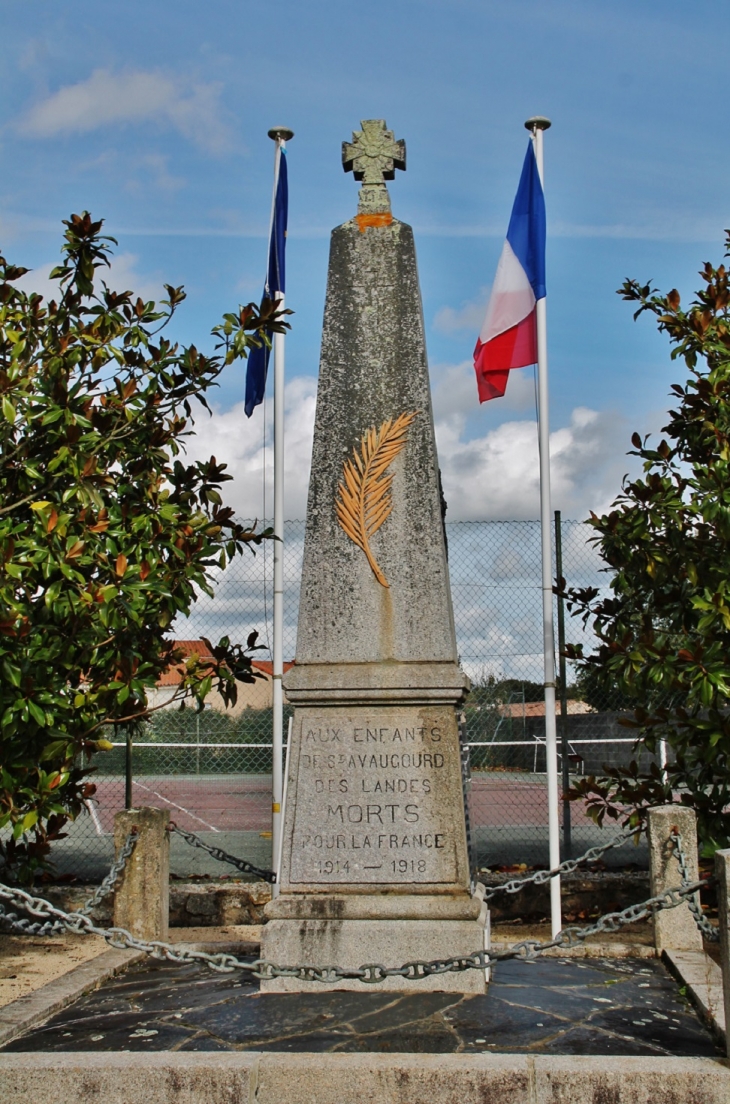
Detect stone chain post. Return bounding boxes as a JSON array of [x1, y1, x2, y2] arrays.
[[715, 848, 730, 1057], [113, 806, 170, 941], [647, 805, 703, 953]]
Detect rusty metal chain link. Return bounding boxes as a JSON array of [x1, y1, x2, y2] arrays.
[[0, 872, 710, 983], [169, 823, 276, 883], [670, 828, 719, 943], [0, 830, 138, 936], [77, 829, 139, 916], [482, 827, 640, 899]]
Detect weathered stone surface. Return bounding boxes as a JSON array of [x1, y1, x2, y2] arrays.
[[261, 917, 489, 992], [715, 847, 730, 1055], [1, 1053, 729, 1104], [45, 871, 655, 927], [266, 892, 484, 920], [41, 880, 270, 930], [647, 805, 703, 952], [286, 213, 458, 671], [170, 882, 269, 927], [663, 949, 725, 1046], [113, 807, 169, 942], [531, 1055, 730, 1104], [285, 662, 466, 704], [278, 704, 469, 892], [267, 123, 480, 992]]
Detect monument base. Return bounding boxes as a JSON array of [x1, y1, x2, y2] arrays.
[[260, 898, 490, 993]]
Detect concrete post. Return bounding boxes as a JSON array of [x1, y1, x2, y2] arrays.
[[647, 805, 702, 953], [715, 848, 730, 1056], [113, 806, 169, 941]]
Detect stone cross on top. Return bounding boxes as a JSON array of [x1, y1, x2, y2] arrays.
[[342, 119, 406, 215]]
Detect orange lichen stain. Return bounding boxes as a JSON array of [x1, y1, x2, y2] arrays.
[[356, 212, 393, 233]]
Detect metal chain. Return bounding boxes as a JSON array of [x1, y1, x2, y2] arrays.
[[169, 823, 276, 883], [670, 828, 720, 943], [77, 830, 138, 916], [0, 873, 710, 984], [0, 831, 138, 937], [482, 827, 640, 900]]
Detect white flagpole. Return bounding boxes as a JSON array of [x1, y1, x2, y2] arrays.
[[525, 115, 561, 937], [267, 125, 293, 898]]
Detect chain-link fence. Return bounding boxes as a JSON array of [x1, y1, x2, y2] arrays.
[[46, 518, 652, 882]]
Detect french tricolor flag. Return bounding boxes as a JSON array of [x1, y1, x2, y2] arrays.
[[474, 141, 546, 402]]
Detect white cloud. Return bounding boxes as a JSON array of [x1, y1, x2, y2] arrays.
[[130, 154, 185, 192], [431, 359, 536, 420], [183, 366, 634, 527], [183, 376, 318, 521], [433, 288, 490, 334], [17, 69, 230, 154], [82, 151, 185, 193], [15, 252, 166, 306], [178, 373, 635, 677], [435, 401, 629, 521], [426, 358, 636, 520]]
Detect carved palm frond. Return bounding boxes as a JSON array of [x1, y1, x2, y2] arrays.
[[336, 411, 418, 587]]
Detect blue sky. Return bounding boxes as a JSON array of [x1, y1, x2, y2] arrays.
[[2, 0, 729, 521]]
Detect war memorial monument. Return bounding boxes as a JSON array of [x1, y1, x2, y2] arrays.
[[0, 121, 728, 1104], [261, 119, 489, 991]]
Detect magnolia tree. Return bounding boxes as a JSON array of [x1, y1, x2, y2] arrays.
[[0, 214, 287, 881], [563, 235, 730, 853]]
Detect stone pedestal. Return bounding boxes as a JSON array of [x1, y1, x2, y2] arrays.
[[261, 121, 486, 992], [113, 806, 169, 942], [647, 805, 702, 953], [714, 848, 730, 1055]]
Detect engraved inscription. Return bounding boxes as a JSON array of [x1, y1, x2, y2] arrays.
[[287, 711, 463, 885]]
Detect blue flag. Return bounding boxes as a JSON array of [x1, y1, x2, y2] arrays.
[[506, 140, 546, 301], [245, 148, 288, 417]]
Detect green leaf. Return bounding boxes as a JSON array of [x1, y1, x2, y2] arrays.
[[2, 659, 22, 688], [39, 739, 71, 762], [27, 700, 47, 727], [0, 211, 276, 881]]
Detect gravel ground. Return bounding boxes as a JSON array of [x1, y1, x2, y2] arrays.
[[0, 932, 109, 1008], [0, 925, 265, 1010]]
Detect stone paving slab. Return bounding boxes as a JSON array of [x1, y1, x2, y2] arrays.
[[0, 948, 144, 1049], [2, 953, 723, 1058], [664, 949, 726, 1044]]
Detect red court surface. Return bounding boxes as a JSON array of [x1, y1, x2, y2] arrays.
[[88, 774, 596, 835]]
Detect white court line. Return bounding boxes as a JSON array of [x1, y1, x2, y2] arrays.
[[83, 798, 104, 836], [132, 780, 220, 833]]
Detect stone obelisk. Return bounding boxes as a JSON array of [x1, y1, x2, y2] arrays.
[[261, 120, 488, 992]]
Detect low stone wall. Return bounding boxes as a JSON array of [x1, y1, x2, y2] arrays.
[[169, 882, 270, 927], [40, 872, 653, 928], [43, 881, 271, 929], [483, 869, 650, 923]]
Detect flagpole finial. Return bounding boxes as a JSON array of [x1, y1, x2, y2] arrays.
[[268, 127, 294, 142], [524, 116, 552, 132]]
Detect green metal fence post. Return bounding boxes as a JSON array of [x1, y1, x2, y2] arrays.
[[554, 510, 572, 859], [125, 728, 133, 810]]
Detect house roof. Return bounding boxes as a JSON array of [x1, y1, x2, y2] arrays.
[[497, 700, 594, 718], [156, 640, 294, 687]]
